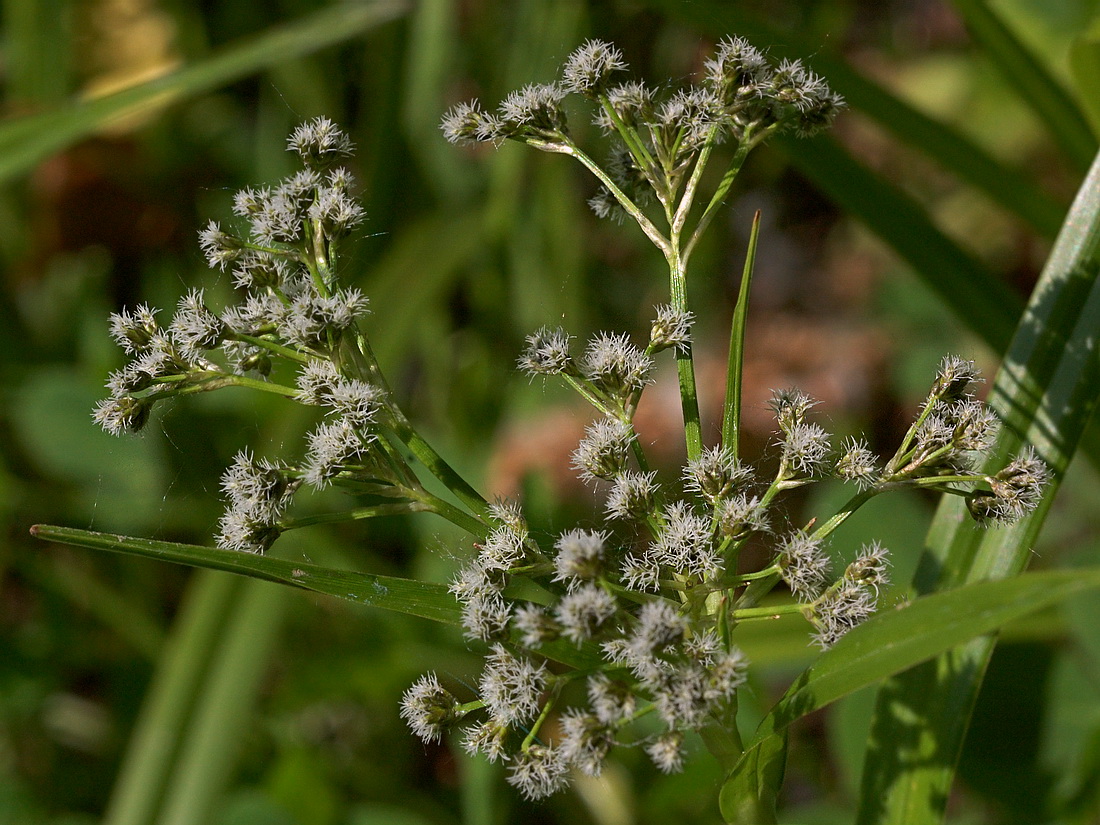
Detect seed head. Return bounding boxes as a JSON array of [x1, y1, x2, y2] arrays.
[[559, 710, 614, 776], [399, 673, 459, 744], [778, 531, 831, 602], [587, 674, 637, 725], [461, 593, 513, 642], [561, 39, 627, 96], [302, 418, 369, 488], [931, 355, 981, 402], [845, 541, 891, 594], [479, 644, 547, 727], [571, 417, 634, 482], [605, 470, 658, 520], [652, 501, 720, 580], [646, 730, 685, 774], [108, 304, 159, 353], [506, 744, 570, 800], [513, 603, 560, 648], [580, 331, 653, 397], [553, 528, 608, 584], [518, 326, 573, 375], [835, 437, 879, 489], [92, 395, 152, 436], [462, 720, 510, 762], [497, 83, 568, 136], [683, 445, 752, 503], [169, 289, 226, 356], [649, 304, 694, 352], [554, 584, 617, 644], [198, 221, 243, 270], [810, 579, 878, 649], [287, 116, 354, 166], [968, 446, 1049, 524]]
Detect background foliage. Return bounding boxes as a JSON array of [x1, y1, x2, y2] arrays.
[[3, 0, 1100, 823]]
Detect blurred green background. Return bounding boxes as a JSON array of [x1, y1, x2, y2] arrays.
[[3, 0, 1100, 823]]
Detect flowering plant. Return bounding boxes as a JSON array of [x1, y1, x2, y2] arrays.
[[36, 34, 1093, 823]]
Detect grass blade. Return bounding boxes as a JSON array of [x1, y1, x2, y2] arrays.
[[30, 524, 605, 672], [0, 0, 409, 184], [30, 524, 462, 625], [778, 134, 1023, 354], [722, 210, 760, 456], [857, 148, 1100, 824], [951, 0, 1097, 172], [719, 569, 1100, 823]]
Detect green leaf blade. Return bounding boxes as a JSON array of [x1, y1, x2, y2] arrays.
[[857, 147, 1100, 824], [720, 570, 1100, 823], [30, 524, 462, 626], [0, 0, 409, 184]]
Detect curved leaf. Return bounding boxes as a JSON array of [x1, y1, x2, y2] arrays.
[[720, 569, 1100, 823], [857, 149, 1100, 825], [0, 0, 409, 184], [30, 524, 461, 625]]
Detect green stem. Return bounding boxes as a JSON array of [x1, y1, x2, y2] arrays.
[[281, 502, 425, 530], [597, 94, 658, 181], [145, 373, 299, 399], [338, 332, 491, 521], [667, 248, 703, 461], [563, 373, 617, 418], [521, 691, 559, 750], [733, 603, 806, 621], [672, 125, 720, 238], [231, 333, 310, 364], [564, 142, 669, 253], [683, 131, 763, 264], [809, 488, 880, 543]]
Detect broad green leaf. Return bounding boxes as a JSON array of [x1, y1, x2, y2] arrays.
[[641, 0, 1067, 236], [30, 524, 462, 625], [951, 0, 1097, 172], [719, 569, 1100, 823], [858, 149, 1100, 824], [0, 0, 409, 184], [720, 728, 787, 825]]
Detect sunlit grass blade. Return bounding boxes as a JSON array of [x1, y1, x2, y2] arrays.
[[857, 149, 1100, 824], [31, 524, 462, 625], [722, 210, 760, 458], [951, 0, 1097, 172], [0, 0, 409, 184], [778, 134, 1023, 353], [640, 0, 1067, 236], [719, 568, 1100, 823]]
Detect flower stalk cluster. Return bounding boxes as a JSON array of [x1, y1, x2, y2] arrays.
[[97, 118, 491, 554], [94, 37, 1049, 803]]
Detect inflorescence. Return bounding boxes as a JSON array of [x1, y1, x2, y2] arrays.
[[94, 38, 1049, 803]]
